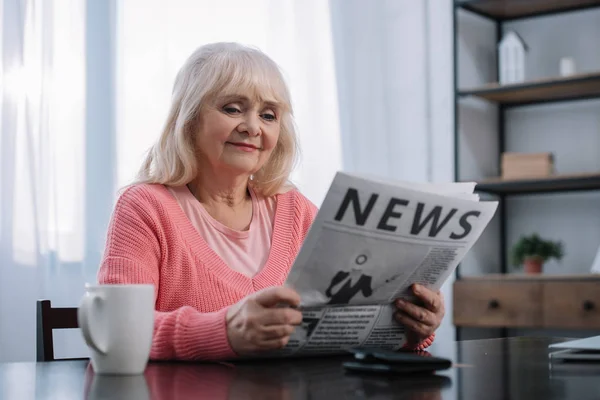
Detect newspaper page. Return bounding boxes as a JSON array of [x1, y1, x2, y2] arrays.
[[265, 171, 498, 358]]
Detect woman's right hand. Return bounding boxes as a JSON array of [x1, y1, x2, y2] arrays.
[[226, 286, 303, 356]]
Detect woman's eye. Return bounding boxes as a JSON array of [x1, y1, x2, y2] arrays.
[[223, 106, 241, 114], [261, 112, 277, 121]]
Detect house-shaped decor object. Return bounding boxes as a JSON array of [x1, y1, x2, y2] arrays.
[[498, 31, 528, 85]]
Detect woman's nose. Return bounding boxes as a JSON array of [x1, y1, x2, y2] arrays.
[[237, 115, 261, 136]]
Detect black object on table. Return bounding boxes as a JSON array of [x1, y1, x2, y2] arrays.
[[1, 337, 599, 399]]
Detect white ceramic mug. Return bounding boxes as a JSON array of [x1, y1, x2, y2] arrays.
[[78, 284, 155, 375]]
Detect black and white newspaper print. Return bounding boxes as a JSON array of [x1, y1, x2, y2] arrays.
[[268, 172, 498, 358]]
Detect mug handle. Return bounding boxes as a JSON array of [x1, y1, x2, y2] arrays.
[[78, 292, 108, 355]]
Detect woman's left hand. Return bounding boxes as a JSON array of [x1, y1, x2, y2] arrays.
[[393, 284, 445, 345]]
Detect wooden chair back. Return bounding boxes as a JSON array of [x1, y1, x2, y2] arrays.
[[36, 300, 87, 361]]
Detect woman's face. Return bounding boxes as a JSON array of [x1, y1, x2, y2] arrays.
[[195, 92, 281, 177]]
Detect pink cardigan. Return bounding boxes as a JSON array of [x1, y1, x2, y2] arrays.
[[98, 183, 432, 361]]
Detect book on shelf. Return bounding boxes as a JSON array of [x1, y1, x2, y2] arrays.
[[501, 152, 554, 180]]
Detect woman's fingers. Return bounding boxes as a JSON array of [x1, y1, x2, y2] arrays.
[[260, 307, 303, 326], [394, 298, 437, 327], [227, 286, 304, 356], [410, 284, 444, 314], [259, 335, 291, 350], [393, 285, 444, 341], [394, 312, 432, 338], [254, 286, 301, 308], [260, 324, 296, 340]]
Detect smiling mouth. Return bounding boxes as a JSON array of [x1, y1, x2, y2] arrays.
[[227, 142, 261, 150]]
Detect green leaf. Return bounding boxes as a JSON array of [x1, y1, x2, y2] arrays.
[[510, 233, 564, 266]]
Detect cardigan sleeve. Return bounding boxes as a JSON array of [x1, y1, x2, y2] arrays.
[[97, 185, 236, 361]]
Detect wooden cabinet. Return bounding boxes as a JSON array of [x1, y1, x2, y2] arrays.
[[543, 282, 600, 329], [453, 275, 600, 330], [453, 280, 543, 328]]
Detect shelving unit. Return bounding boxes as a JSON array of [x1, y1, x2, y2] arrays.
[[475, 173, 600, 195], [453, 0, 600, 337], [459, 71, 600, 106], [459, 0, 600, 21]]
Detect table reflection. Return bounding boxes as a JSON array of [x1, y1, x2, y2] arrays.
[[83, 356, 451, 400], [85, 372, 150, 400]]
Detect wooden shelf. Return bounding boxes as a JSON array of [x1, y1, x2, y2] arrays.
[[457, 0, 600, 21], [474, 172, 600, 195], [458, 72, 600, 106], [459, 273, 600, 281]]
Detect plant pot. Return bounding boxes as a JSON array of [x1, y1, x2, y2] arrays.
[[524, 258, 543, 274]]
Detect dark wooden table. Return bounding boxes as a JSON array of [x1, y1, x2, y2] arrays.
[[1, 337, 599, 399]]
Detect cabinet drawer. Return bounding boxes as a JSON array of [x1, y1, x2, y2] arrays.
[[543, 282, 600, 329], [453, 280, 543, 328]]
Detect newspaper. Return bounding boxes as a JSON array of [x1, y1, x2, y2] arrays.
[[269, 172, 498, 357]]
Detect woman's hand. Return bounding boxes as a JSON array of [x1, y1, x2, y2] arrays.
[[393, 284, 445, 346], [226, 286, 303, 356]]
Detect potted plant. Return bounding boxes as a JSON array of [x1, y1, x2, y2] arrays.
[[510, 233, 564, 274]]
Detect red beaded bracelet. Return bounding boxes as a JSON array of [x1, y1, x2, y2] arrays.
[[402, 332, 435, 351]]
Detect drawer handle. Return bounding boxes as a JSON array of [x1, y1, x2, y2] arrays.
[[488, 299, 500, 309], [583, 301, 595, 311]]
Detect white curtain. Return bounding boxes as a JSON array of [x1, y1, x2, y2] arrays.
[[0, 0, 88, 362], [1, 0, 85, 266], [0, 0, 343, 362], [330, 0, 433, 182], [116, 0, 343, 207]]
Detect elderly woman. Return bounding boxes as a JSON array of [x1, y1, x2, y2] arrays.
[[98, 42, 444, 361]]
